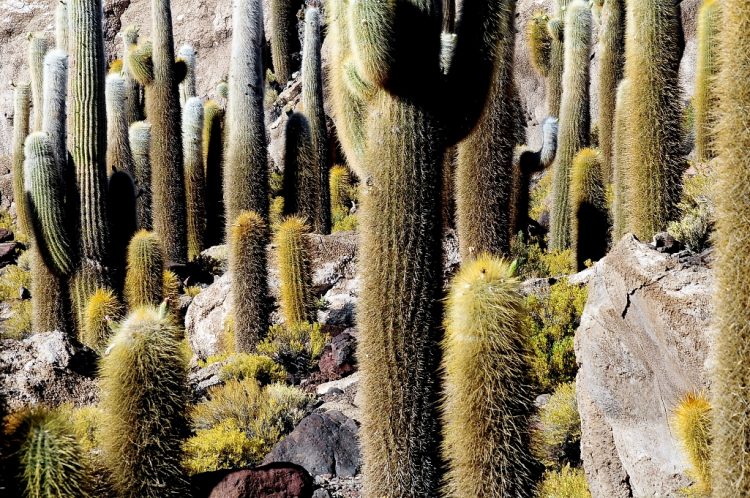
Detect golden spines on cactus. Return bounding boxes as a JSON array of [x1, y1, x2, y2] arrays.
[[275, 216, 315, 325], [623, 0, 683, 241], [82, 288, 123, 352], [203, 100, 225, 246], [441, 255, 537, 497], [124, 230, 165, 309], [183, 97, 207, 261], [695, 0, 722, 162], [672, 392, 711, 496], [268, 0, 301, 85], [99, 306, 190, 497], [570, 148, 608, 270], [710, 2, 750, 494], [329, 165, 352, 221], [612, 79, 632, 242], [282, 112, 317, 222], [229, 211, 269, 353], [549, 1, 591, 251], [28, 33, 48, 132], [528, 11, 552, 77], [129, 121, 152, 230], [547, 18, 564, 118], [597, 0, 625, 183], [12, 83, 32, 240]]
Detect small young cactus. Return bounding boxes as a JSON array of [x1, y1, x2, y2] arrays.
[[275, 216, 315, 325], [203, 100, 225, 246], [597, 0, 625, 183], [82, 287, 123, 352], [12, 83, 32, 239], [282, 112, 316, 222], [695, 0, 721, 161], [528, 11, 552, 77], [570, 148, 608, 270], [673, 393, 711, 496], [124, 230, 165, 309], [229, 211, 269, 353], [129, 121, 152, 230], [178, 44, 197, 106], [183, 97, 207, 261], [268, 0, 301, 85], [100, 306, 191, 497], [28, 33, 48, 132], [442, 255, 538, 496], [611, 79, 631, 241], [106, 73, 136, 176]]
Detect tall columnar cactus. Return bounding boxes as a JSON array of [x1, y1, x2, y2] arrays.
[[178, 44, 197, 107], [129, 121, 152, 230], [547, 18, 564, 118], [28, 33, 48, 132], [282, 112, 316, 221], [329, 165, 352, 220], [12, 83, 32, 239], [55, 1, 69, 51], [275, 216, 315, 326], [528, 11, 551, 78], [124, 230, 165, 309], [623, 0, 683, 240], [711, 2, 750, 494], [42, 49, 69, 176], [127, 0, 188, 264], [570, 148, 608, 270], [82, 287, 123, 352], [597, 0, 625, 183], [268, 0, 300, 85], [100, 306, 190, 498], [225, 0, 269, 231], [611, 79, 631, 241], [106, 73, 136, 175], [455, 2, 517, 259], [121, 25, 144, 125], [183, 96, 207, 261], [441, 256, 537, 497], [549, 1, 591, 251], [301, 7, 331, 234], [229, 211, 269, 353], [203, 100, 225, 246], [695, 0, 721, 162]]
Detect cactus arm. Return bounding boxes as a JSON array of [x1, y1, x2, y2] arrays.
[[29, 34, 48, 133], [106, 73, 136, 176], [183, 97, 207, 261], [42, 49, 69, 178]]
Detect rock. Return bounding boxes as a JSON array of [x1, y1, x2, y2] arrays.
[[191, 463, 314, 498], [186, 272, 233, 359], [575, 234, 712, 497], [311, 489, 331, 498], [264, 411, 361, 478], [316, 372, 360, 397], [0, 241, 19, 267], [0, 331, 99, 410], [188, 360, 225, 400], [0, 228, 13, 242], [318, 331, 357, 381], [653, 231, 683, 254], [318, 276, 359, 328]]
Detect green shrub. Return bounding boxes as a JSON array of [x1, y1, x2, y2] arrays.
[[511, 234, 576, 279], [332, 212, 358, 232], [220, 354, 287, 385], [0, 261, 31, 301], [537, 464, 591, 498], [668, 168, 715, 252], [183, 420, 267, 474], [533, 382, 581, 468], [5, 300, 32, 339], [257, 322, 329, 379], [68, 404, 104, 454]]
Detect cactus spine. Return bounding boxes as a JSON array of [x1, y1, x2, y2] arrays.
[[623, 0, 683, 240], [570, 148, 608, 270], [229, 211, 269, 353], [42, 49, 69, 177], [549, 1, 591, 251], [442, 256, 537, 496], [695, 0, 721, 162], [183, 96, 207, 261], [55, 1, 69, 51], [121, 25, 144, 125], [29, 34, 48, 132], [711, 2, 750, 494], [547, 19, 564, 118], [275, 216, 315, 325], [12, 84, 32, 239], [106, 73, 136, 176], [178, 44, 197, 106], [124, 230, 165, 309], [224, 0, 269, 231], [301, 7, 331, 234], [597, 0, 625, 183], [100, 306, 190, 497], [203, 100, 224, 246], [611, 79, 631, 241], [282, 112, 316, 222], [129, 121, 152, 230], [268, 0, 300, 85], [82, 287, 122, 352]]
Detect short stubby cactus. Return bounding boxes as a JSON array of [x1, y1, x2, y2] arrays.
[[441, 255, 538, 496], [275, 216, 315, 325], [673, 393, 712, 496], [282, 112, 317, 222], [82, 287, 123, 352], [124, 230, 165, 309], [597, 0, 625, 183], [129, 121, 152, 230], [695, 0, 721, 162], [203, 100, 225, 246], [99, 306, 191, 497], [183, 97, 207, 261], [570, 148, 608, 270]]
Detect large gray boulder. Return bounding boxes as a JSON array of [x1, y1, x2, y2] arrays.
[[575, 235, 713, 497]]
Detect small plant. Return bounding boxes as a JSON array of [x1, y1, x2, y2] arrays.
[[220, 353, 287, 385], [257, 322, 329, 379], [668, 169, 715, 252], [510, 234, 575, 279], [672, 393, 711, 497], [537, 464, 591, 498], [532, 382, 581, 468]]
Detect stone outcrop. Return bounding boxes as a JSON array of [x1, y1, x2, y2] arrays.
[[191, 463, 315, 498], [575, 235, 713, 497]]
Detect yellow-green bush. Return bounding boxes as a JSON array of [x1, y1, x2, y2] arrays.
[[510, 234, 576, 279], [533, 382, 581, 467], [672, 392, 711, 497], [257, 322, 329, 379], [0, 252, 32, 338], [530, 171, 552, 222], [668, 168, 715, 252], [220, 353, 287, 385], [525, 279, 587, 390], [0, 259, 31, 300], [183, 420, 266, 474], [537, 464, 591, 498], [5, 300, 32, 339], [332, 212, 358, 233]]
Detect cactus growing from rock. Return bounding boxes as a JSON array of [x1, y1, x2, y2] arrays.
[[597, 0, 625, 183], [282, 112, 316, 222], [106, 73, 136, 176], [549, 1, 591, 251], [611, 79, 631, 241], [129, 121, 152, 230], [229, 211, 269, 353], [28, 33, 48, 132], [441, 255, 537, 497], [42, 49, 69, 177], [623, 0, 683, 240], [100, 305, 190, 497], [224, 0, 269, 230], [55, 1, 69, 51], [275, 216, 315, 326], [82, 287, 123, 352], [183, 96, 207, 261], [203, 100, 224, 246], [570, 148, 608, 270], [695, 0, 721, 162], [121, 25, 144, 125], [178, 44, 197, 106], [12, 83, 32, 239], [547, 19, 564, 118], [268, 0, 300, 85], [124, 230, 165, 309]]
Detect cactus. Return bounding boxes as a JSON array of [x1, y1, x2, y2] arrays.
[[301, 7, 331, 234], [178, 44, 197, 106], [623, 0, 683, 240], [441, 255, 537, 496], [55, 1, 69, 51], [224, 0, 269, 231], [124, 230, 165, 309], [711, 3, 750, 494], [268, 0, 301, 85], [42, 49, 69, 177], [673, 393, 711, 496], [549, 1, 591, 251], [229, 211, 269, 353], [29, 33, 48, 132], [183, 97, 207, 261], [5, 407, 93, 497], [12, 84, 32, 239], [528, 11, 551, 77], [275, 217, 315, 325], [203, 100, 225, 246], [105, 73, 136, 176], [695, 0, 721, 162], [82, 287, 123, 352], [597, 0, 625, 183], [547, 19, 564, 118], [455, 2, 517, 259], [611, 79, 631, 241], [100, 306, 190, 497], [570, 148, 608, 270], [127, 0, 188, 265], [329, 165, 352, 221], [129, 121, 152, 230], [282, 112, 316, 222], [121, 25, 144, 125], [108, 170, 138, 290]]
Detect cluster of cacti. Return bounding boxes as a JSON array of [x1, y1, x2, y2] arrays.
[[597, 0, 625, 183], [275, 216, 315, 326], [694, 0, 721, 162], [570, 148, 608, 270], [183, 97, 207, 261]]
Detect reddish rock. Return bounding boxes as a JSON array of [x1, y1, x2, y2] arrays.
[[0, 228, 13, 242], [318, 331, 356, 381], [0, 241, 19, 267], [192, 463, 314, 498]]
